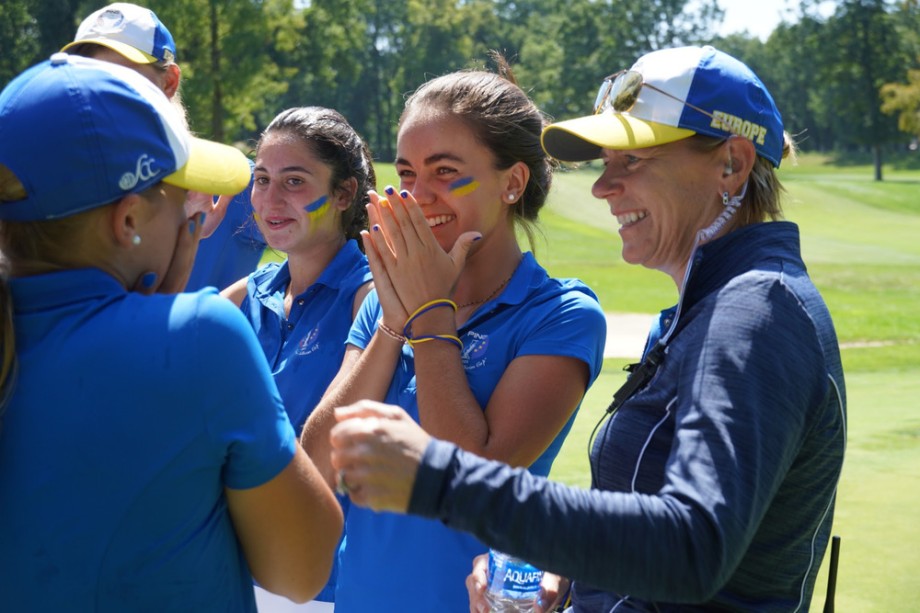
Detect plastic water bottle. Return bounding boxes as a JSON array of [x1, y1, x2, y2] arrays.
[[484, 549, 543, 612]]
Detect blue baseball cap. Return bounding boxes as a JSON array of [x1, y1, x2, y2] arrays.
[[0, 53, 251, 221], [61, 2, 177, 65], [542, 46, 784, 167]]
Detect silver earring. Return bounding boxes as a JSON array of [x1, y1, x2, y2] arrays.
[[132, 234, 142, 246]]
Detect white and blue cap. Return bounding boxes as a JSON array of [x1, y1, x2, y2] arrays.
[[542, 46, 785, 167], [61, 2, 177, 65], [0, 53, 250, 221]]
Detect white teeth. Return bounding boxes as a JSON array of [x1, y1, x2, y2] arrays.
[[427, 215, 453, 227], [616, 210, 647, 226]]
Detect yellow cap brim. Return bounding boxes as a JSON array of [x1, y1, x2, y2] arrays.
[[61, 38, 158, 65], [541, 113, 696, 162], [163, 138, 251, 196]]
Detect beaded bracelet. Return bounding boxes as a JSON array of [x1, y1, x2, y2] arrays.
[[402, 298, 458, 337], [377, 320, 407, 344], [406, 334, 463, 351]]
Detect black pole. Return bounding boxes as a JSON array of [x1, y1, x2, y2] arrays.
[[823, 535, 841, 613]]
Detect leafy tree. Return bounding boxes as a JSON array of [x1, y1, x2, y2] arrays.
[[811, 0, 907, 178], [0, 0, 40, 87], [879, 1, 920, 142], [880, 66, 920, 136], [148, 0, 295, 143]]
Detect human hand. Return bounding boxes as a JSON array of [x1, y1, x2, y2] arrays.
[[130, 213, 204, 294], [467, 554, 569, 613], [329, 400, 431, 513], [366, 186, 480, 313], [466, 553, 490, 613], [185, 191, 233, 239], [361, 191, 409, 328]]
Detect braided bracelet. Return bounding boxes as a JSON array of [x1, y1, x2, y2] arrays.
[[377, 320, 407, 344], [406, 334, 463, 351], [403, 299, 458, 337]]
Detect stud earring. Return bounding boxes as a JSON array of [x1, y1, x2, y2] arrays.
[[132, 234, 142, 246], [506, 193, 517, 203]]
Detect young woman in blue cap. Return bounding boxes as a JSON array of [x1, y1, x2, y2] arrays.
[[221, 106, 376, 610], [301, 58, 607, 613], [325, 46, 846, 612], [0, 54, 342, 611]]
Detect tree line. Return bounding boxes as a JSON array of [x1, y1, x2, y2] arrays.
[[4, 0, 920, 178]]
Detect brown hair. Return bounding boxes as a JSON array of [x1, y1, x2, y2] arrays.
[[399, 53, 555, 250], [259, 107, 375, 245]]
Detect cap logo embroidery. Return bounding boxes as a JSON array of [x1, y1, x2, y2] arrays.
[[710, 111, 767, 146], [119, 154, 160, 190], [94, 9, 127, 34]]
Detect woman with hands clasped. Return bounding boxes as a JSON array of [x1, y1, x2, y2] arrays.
[[301, 56, 606, 613]]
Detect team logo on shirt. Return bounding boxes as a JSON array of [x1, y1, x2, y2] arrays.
[[461, 331, 489, 371], [296, 326, 320, 355]]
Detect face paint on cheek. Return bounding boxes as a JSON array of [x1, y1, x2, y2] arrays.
[[305, 195, 329, 213], [448, 176, 480, 197], [305, 194, 332, 227]]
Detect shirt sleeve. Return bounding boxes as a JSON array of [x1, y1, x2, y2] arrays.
[[346, 289, 382, 350], [517, 285, 607, 384]]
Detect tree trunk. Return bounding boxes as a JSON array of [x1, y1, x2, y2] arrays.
[[873, 144, 883, 181], [209, 0, 223, 142]]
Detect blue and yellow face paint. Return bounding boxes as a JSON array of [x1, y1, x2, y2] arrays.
[[448, 176, 480, 197], [305, 194, 331, 226]]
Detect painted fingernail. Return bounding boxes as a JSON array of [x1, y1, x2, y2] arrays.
[[372, 224, 380, 232], [385, 186, 396, 195], [400, 190, 409, 199], [141, 272, 157, 289], [188, 218, 197, 234]]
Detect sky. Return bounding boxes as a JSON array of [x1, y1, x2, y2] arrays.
[[716, 0, 836, 40]]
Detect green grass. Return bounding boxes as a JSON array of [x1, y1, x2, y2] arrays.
[[344, 155, 920, 608]]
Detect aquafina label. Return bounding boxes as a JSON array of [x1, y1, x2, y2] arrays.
[[485, 549, 543, 612]]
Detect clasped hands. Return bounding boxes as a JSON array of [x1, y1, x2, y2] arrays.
[[360, 187, 481, 333]]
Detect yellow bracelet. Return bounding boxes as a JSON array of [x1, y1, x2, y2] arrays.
[[403, 299, 458, 337], [406, 334, 463, 351]]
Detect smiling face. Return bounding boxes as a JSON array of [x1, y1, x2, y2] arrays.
[[251, 131, 343, 253], [591, 138, 725, 284], [395, 112, 515, 253]]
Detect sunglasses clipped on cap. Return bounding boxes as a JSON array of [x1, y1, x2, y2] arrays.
[[593, 70, 717, 123]]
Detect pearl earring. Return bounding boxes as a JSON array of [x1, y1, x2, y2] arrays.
[[132, 234, 142, 246], [506, 193, 517, 203]]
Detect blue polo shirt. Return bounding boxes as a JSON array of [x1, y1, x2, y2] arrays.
[[0, 268, 296, 612], [240, 239, 371, 434], [239, 239, 371, 603], [334, 252, 606, 613]]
